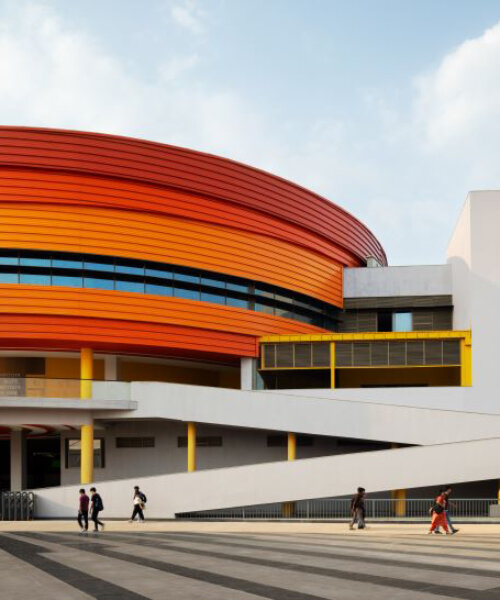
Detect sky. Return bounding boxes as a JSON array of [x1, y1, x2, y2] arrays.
[[1, 1, 500, 265]]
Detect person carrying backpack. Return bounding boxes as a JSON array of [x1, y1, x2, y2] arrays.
[[89, 487, 105, 532], [129, 485, 147, 522], [349, 487, 366, 530], [428, 490, 450, 535]]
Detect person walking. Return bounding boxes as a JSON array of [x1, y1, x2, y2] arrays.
[[349, 487, 366, 530], [443, 486, 459, 534], [428, 490, 450, 535], [129, 485, 147, 522], [89, 487, 105, 532], [77, 488, 89, 533]]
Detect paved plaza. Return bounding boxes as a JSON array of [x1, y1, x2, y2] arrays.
[[0, 523, 499, 599]]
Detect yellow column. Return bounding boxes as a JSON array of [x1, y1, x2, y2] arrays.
[[392, 488, 407, 517], [80, 347, 93, 399], [80, 348, 94, 484], [391, 443, 406, 517], [283, 433, 297, 517], [187, 422, 196, 472], [330, 342, 336, 389], [460, 336, 472, 387], [287, 432, 297, 461]]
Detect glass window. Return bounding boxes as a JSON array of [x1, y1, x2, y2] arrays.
[[201, 291, 225, 304], [52, 275, 83, 287], [226, 281, 248, 293], [115, 264, 144, 276], [275, 307, 294, 319], [393, 312, 412, 332], [115, 280, 145, 293], [19, 273, 51, 285], [0, 256, 18, 266], [255, 287, 274, 299], [201, 276, 225, 288], [52, 259, 83, 269], [84, 261, 115, 272], [145, 283, 173, 296], [66, 438, 104, 468], [255, 302, 274, 315], [84, 277, 114, 290], [226, 297, 249, 309], [175, 272, 200, 284], [19, 257, 50, 267], [0, 273, 18, 283], [174, 287, 201, 301], [145, 268, 173, 279]]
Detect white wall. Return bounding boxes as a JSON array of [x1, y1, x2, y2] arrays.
[[447, 192, 500, 400], [59, 420, 349, 486], [34, 436, 500, 518], [94, 381, 500, 445], [344, 265, 451, 298]]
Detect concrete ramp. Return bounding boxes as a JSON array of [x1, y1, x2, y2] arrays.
[[34, 436, 500, 519]]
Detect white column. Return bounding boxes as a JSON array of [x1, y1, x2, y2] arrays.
[[240, 357, 254, 390], [104, 355, 119, 381], [10, 430, 25, 491]]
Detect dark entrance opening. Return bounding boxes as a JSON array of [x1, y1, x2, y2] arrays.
[[26, 437, 60, 489], [0, 439, 10, 490]]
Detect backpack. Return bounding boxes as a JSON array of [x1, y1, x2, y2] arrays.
[[94, 494, 104, 511], [139, 492, 147, 504]]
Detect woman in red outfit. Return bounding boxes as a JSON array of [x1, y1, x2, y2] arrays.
[[428, 492, 450, 534]]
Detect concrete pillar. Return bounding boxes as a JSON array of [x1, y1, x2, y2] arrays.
[[80, 348, 93, 399], [391, 443, 406, 516], [330, 342, 336, 388], [104, 355, 119, 381], [240, 357, 253, 390], [392, 489, 407, 517], [80, 423, 94, 485], [287, 432, 297, 461], [10, 429, 26, 491], [187, 422, 196, 472], [80, 348, 94, 484], [282, 433, 297, 517]]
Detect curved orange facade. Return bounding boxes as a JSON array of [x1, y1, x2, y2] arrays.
[[0, 127, 386, 360]]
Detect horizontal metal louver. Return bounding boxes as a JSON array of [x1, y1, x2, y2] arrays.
[[412, 311, 433, 331], [389, 342, 406, 365], [353, 342, 371, 366], [261, 339, 461, 369], [312, 343, 330, 367], [425, 340, 442, 365], [335, 343, 353, 367], [263, 344, 276, 369], [371, 341, 389, 366], [295, 343, 312, 368], [407, 341, 424, 365], [276, 343, 294, 368], [443, 340, 460, 364]]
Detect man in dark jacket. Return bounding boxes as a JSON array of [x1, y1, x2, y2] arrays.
[[349, 487, 366, 530], [89, 487, 105, 532], [78, 489, 89, 533]]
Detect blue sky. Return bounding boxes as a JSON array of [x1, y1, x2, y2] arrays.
[[1, 1, 500, 264]]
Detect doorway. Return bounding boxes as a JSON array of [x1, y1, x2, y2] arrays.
[[0, 440, 10, 490], [26, 437, 61, 489]]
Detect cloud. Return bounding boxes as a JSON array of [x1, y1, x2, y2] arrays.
[[169, 0, 206, 35], [413, 22, 500, 181], [2, 2, 500, 265]]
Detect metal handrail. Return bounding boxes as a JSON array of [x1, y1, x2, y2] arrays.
[[0, 491, 35, 520], [177, 498, 499, 520]]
